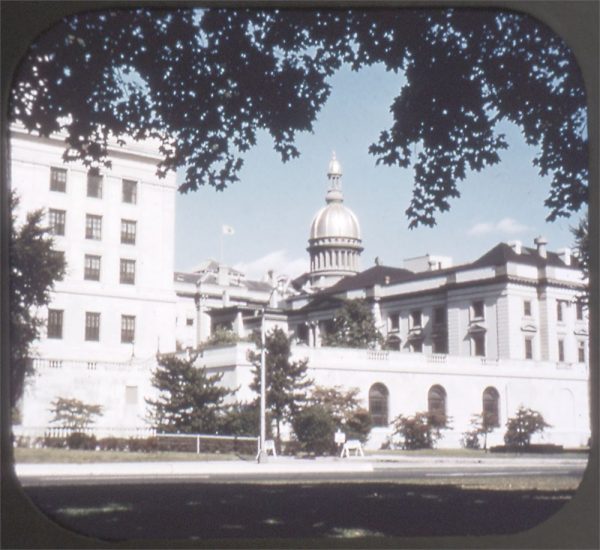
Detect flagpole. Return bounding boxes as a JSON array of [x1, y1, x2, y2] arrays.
[[220, 228, 223, 265]]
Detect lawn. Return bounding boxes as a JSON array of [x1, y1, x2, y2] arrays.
[[13, 447, 251, 463]]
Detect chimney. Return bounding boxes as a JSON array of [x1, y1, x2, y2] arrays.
[[508, 240, 522, 254], [558, 248, 571, 266], [534, 236, 548, 259], [428, 259, 437, 271]]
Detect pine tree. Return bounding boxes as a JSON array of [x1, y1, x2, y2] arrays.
[[249, 327, 312, 441], [147, 352, 232, 434]]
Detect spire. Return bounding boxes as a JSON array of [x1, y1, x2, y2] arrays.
[[326, 151, 343, 203]]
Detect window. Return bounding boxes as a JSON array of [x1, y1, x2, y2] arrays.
[[120, 259, 136, 284], [411, 340, 423, 353], [87, 169, 103, 198], [556, 300, 564, 322], [84, 255, 101, 281], [558, 339, 565, 362], [125, 385, 138, 406], [386, 335, 401, 351], [369, 383, 389, 427], [389, 313, 400, 331], [434, 306, 446, 326], [47, 309, 63, 339], [122, 179, 137, 204], [51, 250, 65, 280], [523, 300, 532, 317], [524, 337, 533, 360], [121, 315, 135, 343], [296, 324, 309, 344], [121, 219, 137, 245], [473, 333, 485, 357], [482, 387, 500, 428], [576, 301, 585, 321], [472, 300, 485, 319], [433, 335, 448, 354], [578, 341, 586, 363], [49, 209, 66, 236], [428, 385, 447, 426], [50, 167, 67, 192], [85, 214, 102, 240], [85, 312, 100, 341], [186, 318, 194, 326], [410, 310, 422, 328]]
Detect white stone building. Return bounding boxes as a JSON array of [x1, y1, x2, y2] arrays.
[[11, 132, 590, 448]]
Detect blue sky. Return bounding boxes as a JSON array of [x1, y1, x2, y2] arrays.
[[175, 63, 583, 279]]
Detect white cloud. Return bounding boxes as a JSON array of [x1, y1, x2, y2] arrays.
[[234, 250, 308, 280], [468, 217, 531, 236]]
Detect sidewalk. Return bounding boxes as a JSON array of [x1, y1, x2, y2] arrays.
[[15, 453, 588, 479]]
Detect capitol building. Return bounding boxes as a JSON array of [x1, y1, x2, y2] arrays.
[[11, 126, 591, 449]]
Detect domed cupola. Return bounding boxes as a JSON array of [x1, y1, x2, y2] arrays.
[[307, 153, 364, 289]]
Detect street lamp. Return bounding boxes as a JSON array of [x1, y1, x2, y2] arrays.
[[257, 279, 285, 463]]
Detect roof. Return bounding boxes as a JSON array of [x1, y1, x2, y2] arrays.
[[470, 243, 580, 270], [320, 265, 415, 294]]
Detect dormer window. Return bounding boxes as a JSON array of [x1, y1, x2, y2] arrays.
[[471, 300, 485, 320]]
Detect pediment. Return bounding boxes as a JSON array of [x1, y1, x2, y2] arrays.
[[521, 324, 538, 333]]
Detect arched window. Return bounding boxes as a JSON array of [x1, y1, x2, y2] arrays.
[[369, 383, 389, 427], [482, 387, 500, 428], [428, 385, 447, 426]]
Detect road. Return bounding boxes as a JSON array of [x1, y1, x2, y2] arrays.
[[17, 460, 588, 543]]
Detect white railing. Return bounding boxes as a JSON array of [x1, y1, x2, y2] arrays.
[[12, 425, 157, 440], [156, 433, 259, 454], [366, 350, 389, 361]]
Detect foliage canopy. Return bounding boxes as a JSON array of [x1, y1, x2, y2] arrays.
[[9, 192, 66, 405], [321, 299, 383, 349], [10, 8, 587, 227], [503, 406, 551, 448], [49, 397, 103, 430]]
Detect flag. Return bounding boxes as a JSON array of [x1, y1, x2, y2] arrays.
[[222, 224, 235, 236]]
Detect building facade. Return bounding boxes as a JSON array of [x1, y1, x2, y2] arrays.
[[11, 136, 590, 448]]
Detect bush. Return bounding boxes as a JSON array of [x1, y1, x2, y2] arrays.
[[344, 408, 372, 444], [66, 432, 97, 450], [128, 437, 159, 453], [392, 411, 449, 450], [97, 437, 129, 451], [218, 402, 260, 437], [292, 405, 337, 455], [43, 436, 67, 449], [504, 407, 551, 448]]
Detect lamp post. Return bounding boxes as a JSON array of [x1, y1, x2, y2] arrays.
[[257, 279, 285, 463]]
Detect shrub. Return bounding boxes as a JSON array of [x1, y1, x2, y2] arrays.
[[43, 436, 67, 449], [344, 408, 372, 444], [392, 411, 450, 450], [128, 437, 159, 453], [504, 407, 551, 448], [97, 437, 128, 451], [66, 432, 97, 450], [292, 405, 337, 455]]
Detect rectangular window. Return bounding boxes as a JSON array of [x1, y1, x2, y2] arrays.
[[523, 300, 532, 317], [473, 333, 486, 357], [85, 214, 102, 240], [411, 340, 423, 353], [49, 209, 66, 236], [87, 169, 103, 198], [85, 312, 100, 341], [556, 300, 564, 322], [121, 315, 136, 343], [51, 250, 65, 280], [186, 318, 194, 326], [472, 300, 485, 319], [389, 313, 400, 331], [433, 336, 448, 354], [84, 254, 101, 281], [122, 179, 137, 204], [525, 337, 533, 360], [410, 310, 422, 328], [125, 385, 138, 406], [434, 306, 446, 326], [47, 309, 63, 339], [120, 259, 136, 284], [578, 341, 586, 363], [576, 301, 584, 321], [558, 339, 565, 362], [121, 219, 137, 245], [50, 167, 67, 192]]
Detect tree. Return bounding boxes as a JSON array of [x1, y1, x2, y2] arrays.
[[218, 401, 261, 437], [49, 397, 103, 431], [291, 405, 337, 455], [321, 299, 383, 349], [9, 8, 587, 228], [307, 385, 372, 443], [503, 406, 551, 449], [206, 327, 241, 347], [9, 192, 66, 406], [392, 411, 450, 450], [461, 412, 496, 450], [249, 327, 312, 441], [147, 352, 233, 434]]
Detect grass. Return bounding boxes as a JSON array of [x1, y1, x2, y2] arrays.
[[367, 448, 589, 460], [13, 447, 252, 463]]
